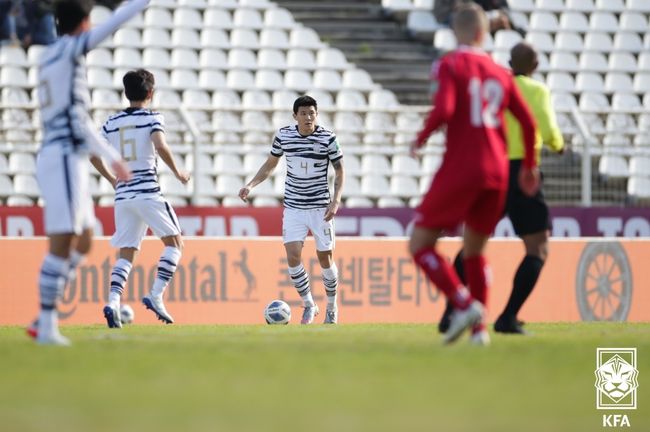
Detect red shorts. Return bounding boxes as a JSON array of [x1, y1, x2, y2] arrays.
[[414, 175, 507, 236]]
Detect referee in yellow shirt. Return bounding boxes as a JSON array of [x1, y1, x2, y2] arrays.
[[439, 42, 565, 335]]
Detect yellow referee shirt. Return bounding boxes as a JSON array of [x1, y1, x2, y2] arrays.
[[505, 75, 564, 163]]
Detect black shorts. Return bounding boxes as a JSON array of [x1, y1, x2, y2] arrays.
[[506, 160, 551, 237]]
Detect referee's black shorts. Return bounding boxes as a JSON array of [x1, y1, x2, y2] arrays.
[[506, 159, 551, 237]]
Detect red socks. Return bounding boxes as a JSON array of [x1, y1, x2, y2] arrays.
[[464, 255, 490, 307], [413, 248, 471, 310]]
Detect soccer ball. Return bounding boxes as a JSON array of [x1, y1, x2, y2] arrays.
[[264, 300, 291, 325], [120, 304, 135, 324]]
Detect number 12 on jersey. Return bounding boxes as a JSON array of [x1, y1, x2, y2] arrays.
[[468, 77, 504, 128]]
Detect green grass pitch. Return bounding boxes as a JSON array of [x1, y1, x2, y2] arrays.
[[1, 323, 648, 432]]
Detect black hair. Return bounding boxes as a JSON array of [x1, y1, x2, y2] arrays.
[[293, 95, 318, 114], [54, 0, 95, 35], [123, 69, 155, 102]]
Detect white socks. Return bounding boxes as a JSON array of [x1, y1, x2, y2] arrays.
[[151, 246, 182, 298], [288, 264, 314, 307], [322, 264, 338, 310], [109, 258, 132, 307]]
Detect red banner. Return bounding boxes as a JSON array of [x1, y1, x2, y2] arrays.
[[1, 206, 649, 237]]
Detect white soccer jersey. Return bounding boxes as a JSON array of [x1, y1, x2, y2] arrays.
[[37, 0, 150, 161], [102, 108, 165, 202], [271, 125, 343, 210]]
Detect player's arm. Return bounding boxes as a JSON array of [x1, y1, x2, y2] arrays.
[[152, 131, 190, 184], [537, 88, 565, 154], [239, 154, 280, 202], [90, 156, 117, 189], [325, 158, 344, 222], [83, 0, 150, 53], [412, 61, 456, 156], [508, 81, 539, 196]]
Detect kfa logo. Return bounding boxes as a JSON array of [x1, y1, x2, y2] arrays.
[[595, 348, 638, 428]]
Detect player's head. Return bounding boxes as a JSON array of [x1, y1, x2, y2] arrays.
[[293, 95, 318, 133], [509, 42, 538, 76], [123, 69, 155, 103], [452, 2, 488, 47], [54, 0, 95, 35]]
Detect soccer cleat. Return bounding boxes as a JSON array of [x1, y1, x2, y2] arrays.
[[324, 308, 338, 324], [438, 301, 454, 334], [26, 318, 39, 339], [103, 305, 123, 329], [443, 300, 484, 345], [36, 331, 71, 346], [469, 330, 491, 346], [300, 304, 319, 324], [494, 315, 528, 335], [142, 295, 174, 324]]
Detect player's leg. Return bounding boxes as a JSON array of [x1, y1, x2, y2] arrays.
[[437, 249, 465, 334], [104, 247, 137, 328], [141, 199, 183, 324], [495, 230, 548, 333], [312, 208, 338, 324], [283, 208, 317, 324]]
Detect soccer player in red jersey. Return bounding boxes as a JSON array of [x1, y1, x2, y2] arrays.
[[408, 3, 539, 345]]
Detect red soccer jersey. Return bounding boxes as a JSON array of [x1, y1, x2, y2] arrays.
[[416, 46, 537, 190]]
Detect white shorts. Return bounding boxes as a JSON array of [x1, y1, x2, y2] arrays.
[[36, 148, 94, 235], [111, 198, 181, 249], [282, 207, 335, 252]]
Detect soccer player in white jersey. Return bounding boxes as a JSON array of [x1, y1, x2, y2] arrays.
[[31, 0, 151, 345], [239, 96, 345, 324], [91, 69, 190, 328]]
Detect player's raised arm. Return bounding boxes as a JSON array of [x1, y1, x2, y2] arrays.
[[412, 60, 456, 155], [84, 0, 150, 52], [152, 131, 190, 185], [239, 154, 280, 202]]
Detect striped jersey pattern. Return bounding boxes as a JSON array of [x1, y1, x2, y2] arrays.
[[38, 33, 92, 154], [271, 125, 343, 210], [102, 108, 165, 202]]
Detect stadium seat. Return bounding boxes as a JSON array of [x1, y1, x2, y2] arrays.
[[627, 0, 650, 12], [576, 72, 604, 93], [171, 49, 200, 70], [554, 32, 583, 52], [113, 28, 141, 48], [226, 70, 255, 91], [306, 90, 334, 109], [171, 69, 200, 90], [241, 110, 272, 133], [1, 87, 30, 105], [588, 12, 619, 32], [596, 0, 625, 11], [633, 74, 650, 94], [214, 153, 244, 175], [567, 0, 595, 11], [228, 49, 257, 69], [365, 112, 395, 132], [160, 173, 191, 197], [255, 70, 284, 91], [604, 134, 632, 154], [560, 13, 589, 33], [286, 49, 316, 70], [525, 32, 554, 53], [342, 69, 376, 91], [599, 155, 629, 178], [345, 196, 374, 207], [313, 70, 343, 91], [389, 176, 419, 198], [495, 30, 522, 51], [406, 11, 440, 34], [434, 28, 456, 51], [90, 5, 111, 24], [550, 52, 579, 72], [92, 89, 121, 108], [547, 72, 575, 93], [369, 89, 400, 109], [203, 8, 233, 29], [221, 196, 249, 207], [611, 93, 641, 110], [182, 89, 211, 107], [336, 90, 367, 109], [579, 52, 608, 73], [13, 174, 39, 197], [259, 29, 290, 49], [0, 154, 8, 174], [551, 93, 577, 111], [0, 46, 27, 66], [584, 33, 613, 52], [26, 45, 45, 66], [284, 70, 313, 92], [200, 29, 230, 49], [215, 175, 244, 197], [377, 196, 405, 208], [536, 0, 564, 11], [199, 48, 227, 69], [142, 28, 172, 48], [316, 48, 349, 71], [257, 49, 286, 70], [579, 92, 609, 111], [0, 175, 13, 197], [613, 32, 643, 53], [271, 111, 293, 130], [361, 175, 390, 198], [289, 28, 323, 49], [604, 73, 633, 93], [174, 8, 202, 29], [383, 0, 414, 12], [272, 90, 299, 109], [629, 156, 650, 176], [530, 12, 558, 32], [628, 177, 650, 199], [87, 67, 114, 89], [264, 8, 296, 29], [144, 7, 173, 28], [113, 47, 142, 68], [172, 29, 201, 49], [213, 111, 242, 132], [511, 0, 535, 12], [154, 89, 181, 107], [392, 154, 421, 176], [142, 48, 171, 69], [0, 66, 29, 87], [242, 90, 272, 109], [6, 196, 34, 206], [361, 154, 391, 175], [619, 12, 647, 32]]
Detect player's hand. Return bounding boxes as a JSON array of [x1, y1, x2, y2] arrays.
[[175, 170, 190, 185], [111, 160, 132, 182], [519, 166, 540, 197], [238, 186, 251, 202], [409, 141, 422, 159], [324, 200, 340, 222]]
